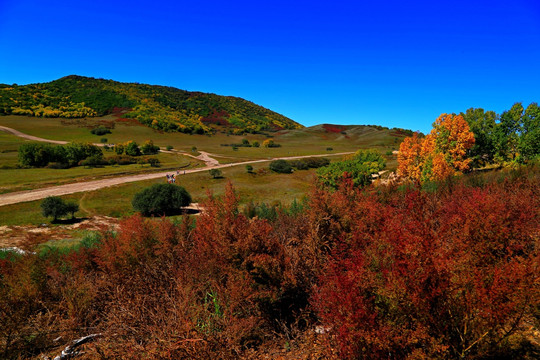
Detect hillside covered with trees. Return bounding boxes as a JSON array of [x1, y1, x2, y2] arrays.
[[0, 76, 303, 134]]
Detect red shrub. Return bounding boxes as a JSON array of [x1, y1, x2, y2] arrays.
[[313, 178, 540, 359]]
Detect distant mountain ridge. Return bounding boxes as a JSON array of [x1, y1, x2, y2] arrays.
[[0, 75, 303, 134]]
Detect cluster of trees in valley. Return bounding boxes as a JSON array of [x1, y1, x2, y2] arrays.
[[18, 142, 104, 168], [17, 140, 161, 169]]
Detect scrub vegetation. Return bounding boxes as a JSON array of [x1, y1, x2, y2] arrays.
[[0, 167, 538, 359], [0, 79, 539, 358]]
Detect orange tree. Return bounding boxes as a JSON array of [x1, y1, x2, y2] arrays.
[[398, 114, 475, 182]]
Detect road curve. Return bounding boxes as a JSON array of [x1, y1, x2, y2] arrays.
[[0, 125, 69, 144]]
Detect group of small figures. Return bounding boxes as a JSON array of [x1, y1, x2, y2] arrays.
[[166, 170, 186, 184]]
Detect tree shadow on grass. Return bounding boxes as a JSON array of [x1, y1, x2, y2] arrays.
[[163, 208, 201, 216], [141, 208, 201, 218], [51, 217, 89, 225]]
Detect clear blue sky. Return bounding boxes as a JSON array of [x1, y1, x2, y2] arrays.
[[1, 0, 539, 133]]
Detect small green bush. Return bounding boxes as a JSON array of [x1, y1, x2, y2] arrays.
[[209, 168, 223, 179], [147, 158, 161, 167], [41, 196, 68, 222], [91, 127, 111, 136], [269, 159, 292, 174]]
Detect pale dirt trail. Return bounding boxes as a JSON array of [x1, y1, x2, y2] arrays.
[[0, 125, 69, 144], [0, 125, 353, 207]]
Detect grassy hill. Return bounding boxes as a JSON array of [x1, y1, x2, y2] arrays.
[[0, 75, 302, 134]]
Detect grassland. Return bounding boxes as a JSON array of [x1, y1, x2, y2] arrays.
[[0, 163, 320, 226], [0, 129, 200, 194], [0, 115, 402, 156], [0, 114, 403, 227]]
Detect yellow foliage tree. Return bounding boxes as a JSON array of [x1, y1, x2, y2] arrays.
[[397, 132, 424, 181], [263, 139, 275, 148], [398, 114, 475, 182]]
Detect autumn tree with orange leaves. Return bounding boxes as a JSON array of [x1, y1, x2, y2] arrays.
[[398, 114, 475, 182]]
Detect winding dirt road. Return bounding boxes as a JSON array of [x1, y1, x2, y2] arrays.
[[0, 125, 352, 207]]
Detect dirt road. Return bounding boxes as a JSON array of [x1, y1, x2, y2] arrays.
[[0, 125, 69, 144], [0, 125, 352, 207]]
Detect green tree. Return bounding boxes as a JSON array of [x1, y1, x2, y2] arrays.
[[125, 141, 141, 156], [209, 168, 223, 179], [41, 196, 68, 222], [132, 183, 192, 216], [495, 103, 523, 161], [141, 140, 160, 155], [64, 201, 79, 219], [18, 143, 54, 167], [246, 164, 253, 173], [461, 108, 498, 165], [114, 144, 125, 155], [518, 102, 540, 161], [147, 158, 161, 167]]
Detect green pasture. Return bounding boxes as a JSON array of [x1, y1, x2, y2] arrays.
[[0, 131, 27, 167], [0, 115, 402, 160], [0, 115, 403, 194], [0, 163, 318, 226]]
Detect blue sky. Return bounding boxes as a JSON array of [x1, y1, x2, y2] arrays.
[[0, 0, 539, 133]]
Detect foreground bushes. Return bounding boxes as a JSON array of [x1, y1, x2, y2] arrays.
[[1, 169, 539, 359]]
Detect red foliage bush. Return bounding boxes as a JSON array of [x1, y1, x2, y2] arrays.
[[313, 176, 540, 359]]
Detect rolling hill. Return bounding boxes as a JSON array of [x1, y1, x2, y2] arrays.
[[0, 75, 303, 134]]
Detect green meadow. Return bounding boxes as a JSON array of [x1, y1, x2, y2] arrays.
[[0, 163, 320, 225], [0, 114, 402, 226]]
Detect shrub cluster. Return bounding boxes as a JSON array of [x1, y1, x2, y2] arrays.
[[269, 159, 292, 173], [317, 150, 385, 189], [1, 169, 539, 359], [114, 140, 159, 156], [269, 157, 330, 174], [90, 126, 111, 136], [288, 157, 330, 170], [220, 139, 256, 148], [18, 142, 103, 168]]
